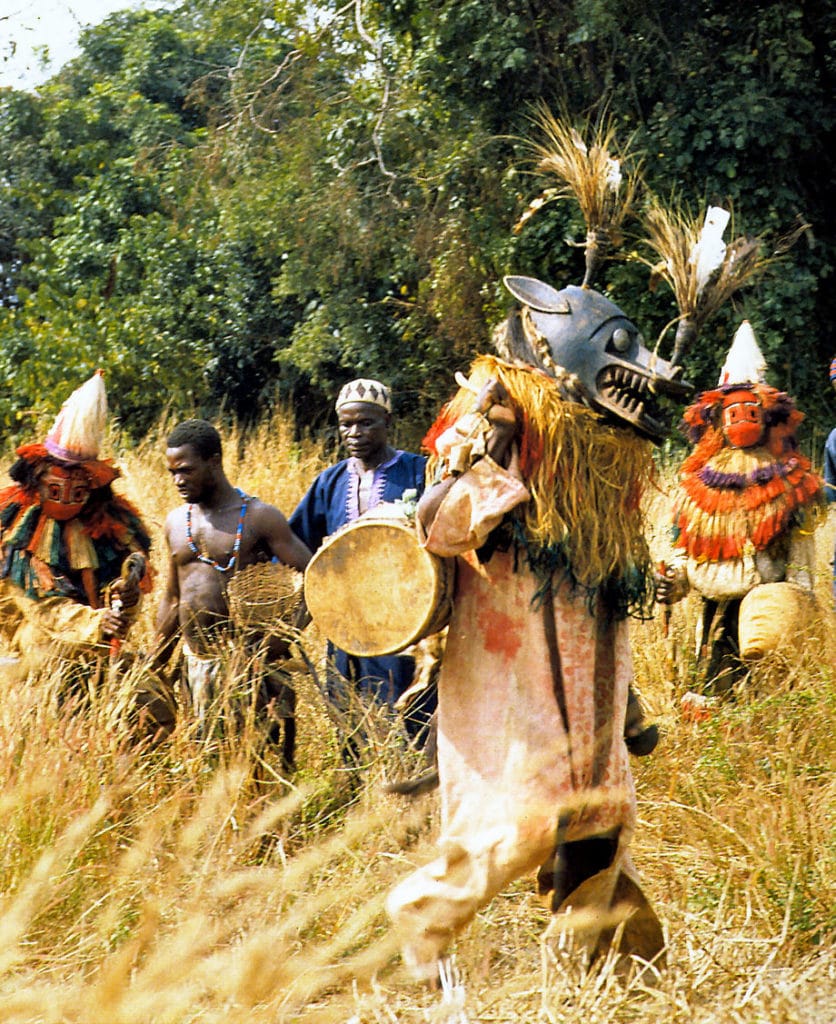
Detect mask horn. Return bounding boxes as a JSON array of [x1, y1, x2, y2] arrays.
[[503, 275, 571, 313]]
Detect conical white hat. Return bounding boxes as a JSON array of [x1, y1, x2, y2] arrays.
[[717, 321, 767, 386], [44, 370, 109, 462]]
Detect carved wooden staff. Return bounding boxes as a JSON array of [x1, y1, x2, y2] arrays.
[[109, 551, 146, 660]]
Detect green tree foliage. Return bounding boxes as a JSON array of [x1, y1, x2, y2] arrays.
[[0, 0, 833, 446], [0, 9, 231, 435]]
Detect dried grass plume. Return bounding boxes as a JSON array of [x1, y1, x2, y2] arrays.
[[515, 105, 644, 287]]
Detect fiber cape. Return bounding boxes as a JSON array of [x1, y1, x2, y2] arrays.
[[673, 383, 824, 562], [423, 355, 656, 618]]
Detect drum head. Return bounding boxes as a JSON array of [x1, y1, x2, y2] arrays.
[[305, 517, 444, 656]]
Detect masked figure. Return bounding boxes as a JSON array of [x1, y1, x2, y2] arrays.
[[0, 371, 152, 683], [386, 276, 689, 979], [655, 322, 824, 698]]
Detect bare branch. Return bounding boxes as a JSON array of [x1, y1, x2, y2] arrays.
[[201, 0, 402, 203], [349, 0, 401, 204]]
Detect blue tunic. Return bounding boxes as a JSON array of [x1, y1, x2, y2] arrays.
[[290, 451, 427, 551], [290, 451, 433, 720], [824, 427, 836, 503], [824, 427, 836, 605]]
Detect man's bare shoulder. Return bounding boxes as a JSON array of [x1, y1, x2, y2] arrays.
[[165, 503, 187, 523], [164, 504, 187, 535], [243, 495, 310, 570], [247, 496, 291, 529]]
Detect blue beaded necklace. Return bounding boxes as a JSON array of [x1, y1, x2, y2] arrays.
[[186, 487, 250, 573]]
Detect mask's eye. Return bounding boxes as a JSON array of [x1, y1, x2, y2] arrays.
[[612, 327, 631, 352], [48, 484, 62, 499]]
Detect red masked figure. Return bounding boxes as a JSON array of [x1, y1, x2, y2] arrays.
[[0, 371, 152, 680], [656, 322, 825, 699]]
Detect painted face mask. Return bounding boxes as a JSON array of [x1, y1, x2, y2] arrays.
[[38, 465, 92, 520], [721, 389, 764, 448], [499, 276, 692, 443]]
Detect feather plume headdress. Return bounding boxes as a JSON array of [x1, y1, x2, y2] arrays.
[[514, 106, 643, 287], [423, 355, 655, 608], [717, 320, 767, 386], [13, 370, 119, 488], [637, 198, 805, 365], [45, 370, 108, 462]]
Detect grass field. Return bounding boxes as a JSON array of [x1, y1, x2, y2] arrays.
[[0, 410, 834, 1023]]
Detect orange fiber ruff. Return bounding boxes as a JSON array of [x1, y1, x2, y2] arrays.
[[673, 424, 824, 562]]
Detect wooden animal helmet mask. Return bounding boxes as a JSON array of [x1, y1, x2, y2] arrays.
[[499, 275, 691, 443]]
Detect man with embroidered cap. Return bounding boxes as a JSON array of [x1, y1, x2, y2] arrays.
[[152, 419, 311, 754], [0, 370, 152, 684], [290, 378, 435, 744]]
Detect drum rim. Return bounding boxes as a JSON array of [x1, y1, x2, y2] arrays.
[[304, 516, 454, 656]]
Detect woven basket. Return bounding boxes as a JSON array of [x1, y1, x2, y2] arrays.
[[226, 562, 303, 636]]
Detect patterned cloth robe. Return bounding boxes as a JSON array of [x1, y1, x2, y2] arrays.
[[386, 401, 663, 978]]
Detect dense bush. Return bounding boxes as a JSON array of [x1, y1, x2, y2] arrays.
[[1, 0, 834, 445]]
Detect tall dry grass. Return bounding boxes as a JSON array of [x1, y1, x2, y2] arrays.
[[0, 410, 833, 1023]]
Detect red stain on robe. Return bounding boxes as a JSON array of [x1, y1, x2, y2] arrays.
[[478, 605, 523, 660]]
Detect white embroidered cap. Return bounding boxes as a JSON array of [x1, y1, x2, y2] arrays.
[[335, 378, 392, 413]]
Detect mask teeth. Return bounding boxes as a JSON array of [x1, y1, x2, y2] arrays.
[[599, 366, 662, 430]]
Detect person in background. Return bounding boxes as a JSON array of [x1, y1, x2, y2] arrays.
[[289, 379, 436, 744], [655, 323, 825, 700], [152, 419, 311, 763], [0, 371, 151, 686]]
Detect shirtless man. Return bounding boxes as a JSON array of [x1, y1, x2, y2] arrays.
[[153, 419, 311, 750]]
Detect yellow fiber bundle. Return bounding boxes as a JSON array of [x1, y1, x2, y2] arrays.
[[432, 356, 655, 587]]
